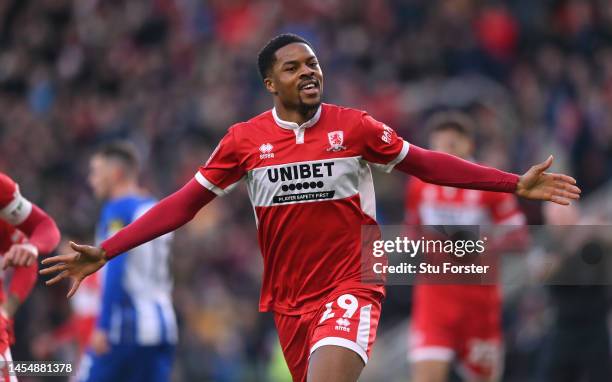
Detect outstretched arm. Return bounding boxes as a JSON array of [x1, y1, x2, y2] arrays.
[[40, 179, 216, 297], [100, 179, 215, 259], [396, 145, 580, 205]]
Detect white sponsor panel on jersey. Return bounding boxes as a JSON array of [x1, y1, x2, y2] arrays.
[[246, 156, 364, 207]]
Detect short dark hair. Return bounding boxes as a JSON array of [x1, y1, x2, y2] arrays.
[[96, 141, 140, 176], [257, 33, 313, 79], [425, 111, 476, 140]]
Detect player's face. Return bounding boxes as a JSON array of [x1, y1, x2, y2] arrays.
[[265, 43, 323, 113], [88, 156, 117, 200], [430, 129, 474, 159]]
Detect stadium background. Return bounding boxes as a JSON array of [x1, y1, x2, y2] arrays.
[[0, 0, 611, 380]]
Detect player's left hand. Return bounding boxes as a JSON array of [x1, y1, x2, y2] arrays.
[[2, 243, 38, 269], [40, 241, 107, 298], [516, 155, 581, 205]]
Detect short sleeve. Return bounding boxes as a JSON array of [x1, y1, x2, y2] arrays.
[[0, 174, 32, 226], [360, 114, 410, 173], [195, 127, 246, 196]]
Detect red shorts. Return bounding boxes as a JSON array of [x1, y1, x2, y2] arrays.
[[409, 285, 503, 380], [274, 288, 382, 382]]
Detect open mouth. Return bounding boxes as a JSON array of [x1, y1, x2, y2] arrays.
[[298, 80, 320, 96]]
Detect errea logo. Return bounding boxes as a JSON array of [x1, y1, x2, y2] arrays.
[[336, 318, 350, 327], [259, 143, 274, 159], [335, 317, 351, 332]]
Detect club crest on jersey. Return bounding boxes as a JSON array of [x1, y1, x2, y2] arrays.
[[326, 131, 346, 152], [259, 143, 275, 159]]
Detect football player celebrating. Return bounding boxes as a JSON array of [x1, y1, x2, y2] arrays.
[[41, 34, 579, 382]]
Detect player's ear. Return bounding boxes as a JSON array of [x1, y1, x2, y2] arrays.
[[264, 77, 277, 95]]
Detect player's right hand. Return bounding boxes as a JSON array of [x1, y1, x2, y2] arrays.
[[2, 243, 38, 269], [39, 242, 107, 298]]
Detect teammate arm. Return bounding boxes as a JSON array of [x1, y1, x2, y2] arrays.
[[2, 205, 62, 269], [16, 204, 61, 254], [5, 262, 38, 316], [0, 173, 61, 268], [1, 260, 38, 345], [40, 179, 216, 297]]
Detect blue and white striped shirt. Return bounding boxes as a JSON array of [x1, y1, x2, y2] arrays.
[[95, 195, 177, 346]]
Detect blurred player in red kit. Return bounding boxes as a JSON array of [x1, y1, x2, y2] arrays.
[[0, 172, 60, 380], [32, 239, 100, 362], [54, 268, 100, 357], [41, 34, 579, 382], [406, 113, 526, 382]]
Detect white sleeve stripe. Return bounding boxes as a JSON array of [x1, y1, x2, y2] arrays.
[[194, 172, 225, 196], [370, 140, 410, 173], [0, 189, 32, 226], [388, 140, 410, 167]]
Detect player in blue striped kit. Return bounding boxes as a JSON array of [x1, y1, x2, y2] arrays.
[[77, 142, 177, 382]]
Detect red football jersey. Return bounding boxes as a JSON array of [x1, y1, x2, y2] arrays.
[[406, 177, 525, 378], [197, 103, 409, 314], [405, 177, 525, 226], [50, 273, 100, 356], [406, 176, 526, 306]]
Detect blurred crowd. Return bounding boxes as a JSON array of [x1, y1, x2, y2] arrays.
[[0, 0, 611, 381]]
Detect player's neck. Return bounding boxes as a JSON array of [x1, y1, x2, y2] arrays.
[[274, 103, 318, 126], [110, 181, 142, 199]]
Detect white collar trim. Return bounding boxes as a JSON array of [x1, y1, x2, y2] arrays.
[[272, 105, 322, 130]]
